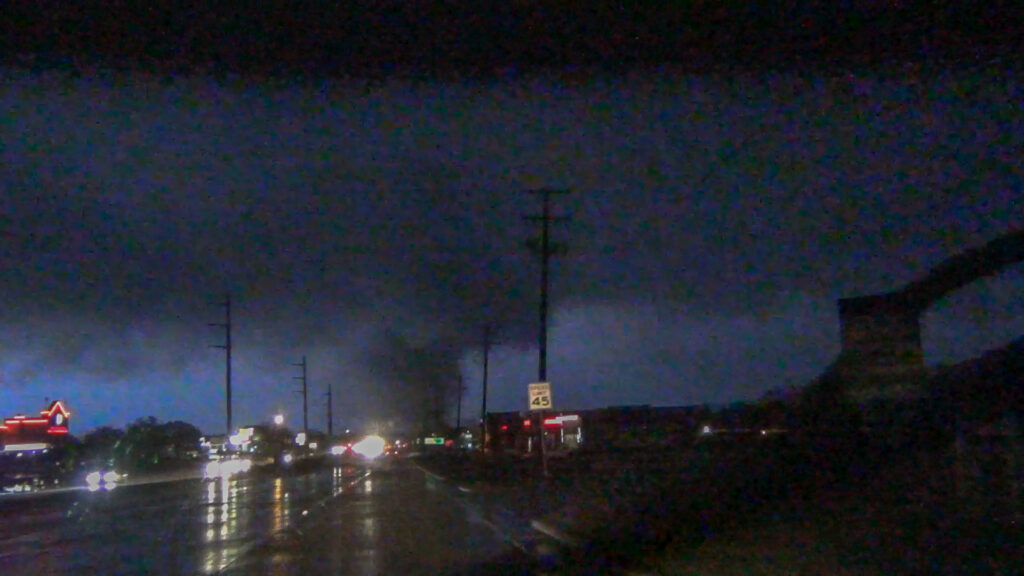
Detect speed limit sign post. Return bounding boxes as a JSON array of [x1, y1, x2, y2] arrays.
[[528, 382, 552, 477], [528, 382, 552, 411]]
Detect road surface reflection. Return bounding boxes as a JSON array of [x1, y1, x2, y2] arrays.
[[0, 464, 363, 575]]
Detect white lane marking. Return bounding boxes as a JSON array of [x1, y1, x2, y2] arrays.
[[530, 519, 582, 547], [414, 464, 447, 482], [414, 464, 537, 554]]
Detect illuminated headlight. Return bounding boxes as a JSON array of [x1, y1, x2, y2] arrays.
[[282, 453, 294, 464], [205, 461, 221, 479], [87, 470, 120, 491], [330, 445, 346, 456], [352, 435, 386, 460], [205, 458, 252, 479]]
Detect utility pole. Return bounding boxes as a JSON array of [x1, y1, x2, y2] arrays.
[[456, 374, 464, 436], [325, 381, 334, 438], [293, 355, 308, 437], [523, 188, 570, 477], [480, 324, 491, 453], [209, 293, 233, 435]]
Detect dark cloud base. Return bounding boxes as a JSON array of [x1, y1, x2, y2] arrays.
[[1, 60, 1021, 433]]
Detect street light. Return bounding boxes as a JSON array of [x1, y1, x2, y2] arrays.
[[274, 414, 284, 426]]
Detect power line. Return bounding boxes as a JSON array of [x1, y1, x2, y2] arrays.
[[209, 293, 232, 435]]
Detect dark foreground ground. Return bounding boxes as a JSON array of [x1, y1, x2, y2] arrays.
[[417, 433, 1021, 575]]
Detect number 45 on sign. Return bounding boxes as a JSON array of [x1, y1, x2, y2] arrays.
[[528, 382, 552, 411]]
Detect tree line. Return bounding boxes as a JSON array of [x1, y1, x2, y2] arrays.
[[59, 417, 203, 475]]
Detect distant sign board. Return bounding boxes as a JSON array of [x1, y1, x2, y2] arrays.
[[423, 437, 444, 445], [528, 382, 552, 411]]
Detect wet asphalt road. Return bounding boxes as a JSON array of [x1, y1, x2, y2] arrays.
[[0, 459, 538, 575], [222, 461, 541, 575]]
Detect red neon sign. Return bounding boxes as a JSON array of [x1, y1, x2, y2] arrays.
[[542, 415, 579, 427], [3, 401, 71, 435], [5, 418, 48, 425], [41, 401, 71, 418]]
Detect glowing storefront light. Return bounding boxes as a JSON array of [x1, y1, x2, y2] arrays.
[[542, 414, 580, 426], [228, 427, 254, 448], [3, 443, 49, 452]]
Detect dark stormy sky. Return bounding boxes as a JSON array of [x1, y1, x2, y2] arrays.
[[2, 64, 1022, 435]]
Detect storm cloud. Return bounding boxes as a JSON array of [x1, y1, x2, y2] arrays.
[[1, 66, 1021, 433]]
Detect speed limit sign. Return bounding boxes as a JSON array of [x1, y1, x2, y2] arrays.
[[528, 382, 552, 411]]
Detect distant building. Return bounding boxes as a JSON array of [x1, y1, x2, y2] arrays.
[[201, 424, 299, 460], [486, 404, 711, 454], [0, 400, 71, 453]]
